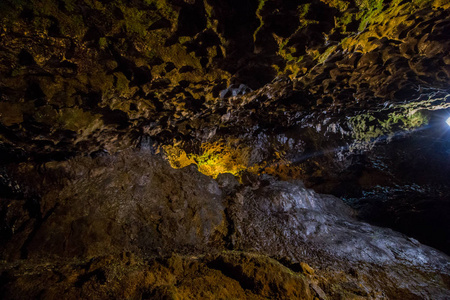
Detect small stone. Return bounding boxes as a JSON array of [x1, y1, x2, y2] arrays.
[[311, 283, 327, 300], [300, 262, 314, 275]]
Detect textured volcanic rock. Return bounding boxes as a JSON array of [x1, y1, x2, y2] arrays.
[[1, 0, 450, 298], [0, 0, 449, 159], [1, 252, 317, 300], [1, 151, 449, 298]]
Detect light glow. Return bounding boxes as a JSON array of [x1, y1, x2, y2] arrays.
[[447, 117, 450, 127]]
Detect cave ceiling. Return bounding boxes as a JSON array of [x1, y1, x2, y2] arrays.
[[0, 1, 447, 153]]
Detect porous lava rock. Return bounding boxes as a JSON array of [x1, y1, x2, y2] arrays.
[[1, 151, 450, 299], [1, 0, 450, 298]]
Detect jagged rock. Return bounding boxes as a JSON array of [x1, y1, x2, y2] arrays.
[[1, 151, 449, 298], [1, 0, 450, 298]]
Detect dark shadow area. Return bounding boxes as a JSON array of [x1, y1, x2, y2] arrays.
[[341, 110, 450, 255]]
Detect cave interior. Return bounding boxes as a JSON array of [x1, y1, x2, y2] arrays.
[[0, 0, 450, 299]]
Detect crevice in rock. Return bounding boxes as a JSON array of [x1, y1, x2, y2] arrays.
[[207, 257, 257, 291], [19, 201, 59, 259]]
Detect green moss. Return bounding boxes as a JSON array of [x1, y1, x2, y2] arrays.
[[257, 0, 268, 11], [297, 4, 320, 28], [380, 111, 428, 131], [318, 45, 337, 64], [298, 3, 311, 18], [120, 6, 152, 37], [2, 0, 28, 7], [33, 105, 58, 124], [355, 0, 384, 10], [84, 0, 106, 10], [272, 0, 444, 79], [114, 72, 130, 93], [59, 14, 85, 36], [32, 16, 52, 32], [279, 46, 297, 62], [412, 0, 435, 8], [335, 13, 355, 33], [323, 0, 350, 12], [355, 0, 384, 31], [178, 36, 192, 44], [0, 102, 34, 126], [0, 0, 24, 20], [11, 69, 23, 77], [56, 107, 102, 132], [145, 0, 178, 21], [350, 110, 428, 141], [274, 3, 316, 73], [164, 140, 251, 179], [253, 0, 268, 41], [31, 105, 103, 132], [98, 37, 108, 49], [62, 0, 76, 12]]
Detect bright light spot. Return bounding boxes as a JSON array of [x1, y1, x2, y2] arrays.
[[447, 117, 450, 127]]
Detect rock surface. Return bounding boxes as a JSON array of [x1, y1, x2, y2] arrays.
[[1, 0, 450, 298], [1, 151, 449, 299]]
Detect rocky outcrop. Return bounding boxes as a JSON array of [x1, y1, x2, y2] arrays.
[[1, 151, 449, 298], [1, 252, 317, 300]]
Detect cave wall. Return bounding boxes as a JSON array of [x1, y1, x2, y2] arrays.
[[1, 0, 450, 299], [1, 151, 450, 299]]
